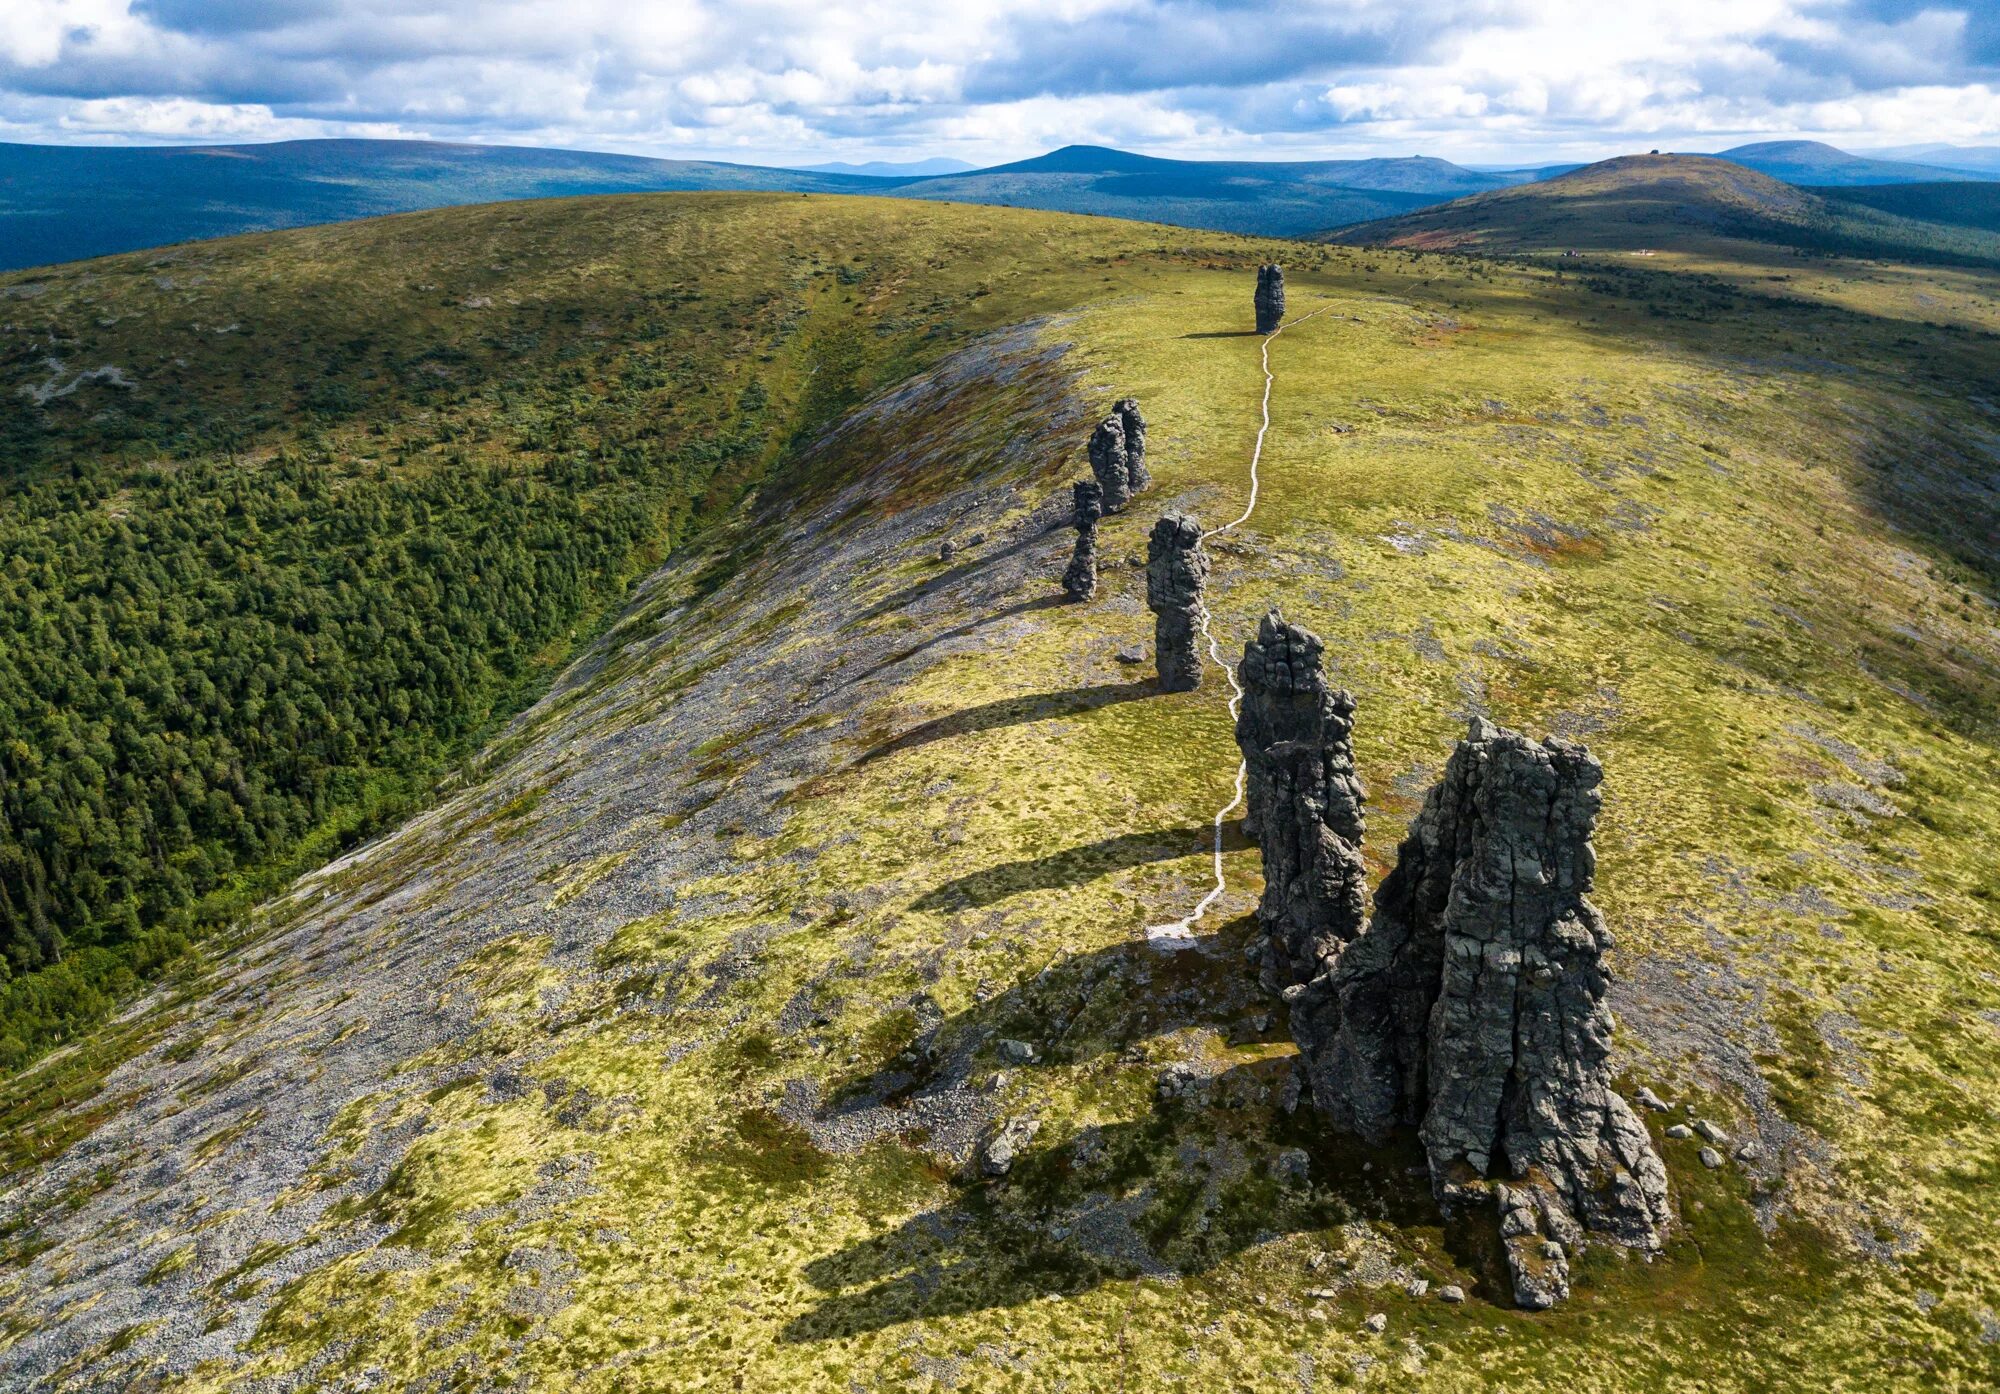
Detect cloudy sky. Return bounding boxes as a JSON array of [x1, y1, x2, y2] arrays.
[[3, 0, 1998, 165]]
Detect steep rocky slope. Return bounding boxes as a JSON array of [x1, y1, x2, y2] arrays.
[[1, 197, 1998, 1390]]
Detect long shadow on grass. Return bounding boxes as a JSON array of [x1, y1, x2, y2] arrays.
[[1179, 330, 1262, 339], [858, 679, 1157, 764], [849, 594, 1069, 687], [784, 926, 1510, 1343], [909, 824, 1239, 912]]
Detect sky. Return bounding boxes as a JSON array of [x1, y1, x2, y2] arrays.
[[3, 1, 1999, 167]]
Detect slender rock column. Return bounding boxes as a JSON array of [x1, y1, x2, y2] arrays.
[[1145, 514, 1208, 692], [1255, 264, 1286, 334], [1115, 398, 1150, 495], [1061, 480, 1102, 602], [1088, 417, 1133, 514], [1234, 612, 1368, 988]]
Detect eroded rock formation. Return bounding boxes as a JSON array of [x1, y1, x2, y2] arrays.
[[1287, 718, 1669, 1309], [1255, 264, 1286, 334], [1234, 612, 1367, 989], [1088, 416, 1133, 513], [1145, 514, 1208, 692], [1115, 397, 1149, 494], [1061, 480, 1102, 601]]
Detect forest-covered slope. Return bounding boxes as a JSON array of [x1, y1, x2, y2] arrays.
[[0, 194, 1997, 1391], [0, 194, 1156, 1068]]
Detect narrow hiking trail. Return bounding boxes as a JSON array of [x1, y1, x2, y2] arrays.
[[1145, 303, 1332, 945]]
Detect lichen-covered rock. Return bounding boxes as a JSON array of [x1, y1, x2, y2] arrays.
[[1061, 480, 1102, 601], [1234, 611, 1367, 988], [1115, 398, 1150, 495], [1288, 718, 1669, 1307], [1089, 416, 1132, 513], [1145, 514, 1208, 692], [1255, 264, 1286, 334]]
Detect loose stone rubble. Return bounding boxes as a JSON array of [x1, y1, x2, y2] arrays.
[[1145, 514, 1209, 692], [1061, 480, 1103, 601], [1255, 264, 1286, 334], [1233, 611, 1368, 989], [1287, 717, 1670, 1310]]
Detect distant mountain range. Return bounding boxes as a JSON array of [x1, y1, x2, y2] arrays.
[[5, 135, 2000, 272], [1711, 140, 1985, 186]]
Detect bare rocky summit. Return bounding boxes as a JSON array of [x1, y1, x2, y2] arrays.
[[1287, 718, 1670, 1310], [1255, 264, 1286, 334], [1145, 514, 1209, 692], [1233, 611, 1367, 989], [1061, 480, 1103, 601]]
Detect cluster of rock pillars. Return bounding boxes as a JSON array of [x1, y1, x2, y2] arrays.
[[1048, 264, 1671, 1310]]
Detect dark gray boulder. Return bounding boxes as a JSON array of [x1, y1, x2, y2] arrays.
[[1089, 417, 1132, 513], [1234, 612, 1368, 989], [1115, 398, 1150, 495], [1287, 718, 1669, 1309], [1255, 264, 1286, 334], [1145, 514, 1209, 692], [1061, 481, 1102, 602]]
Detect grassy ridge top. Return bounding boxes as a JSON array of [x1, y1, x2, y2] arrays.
[[0, 193, 1998, 1389]]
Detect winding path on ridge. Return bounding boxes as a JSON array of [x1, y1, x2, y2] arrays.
[[1145, 303, 1333, 945]]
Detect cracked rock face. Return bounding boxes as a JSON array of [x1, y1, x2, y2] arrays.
[[1255, 264, 1286, 334], [1089, 415, 1133, 513], [1115, 398, 1149, 495], [1288, 718, 1669, 1309], [1062, 480, 1103, 601], [1234, 612, 1367, 989], [1145, 514, 1208, 693]]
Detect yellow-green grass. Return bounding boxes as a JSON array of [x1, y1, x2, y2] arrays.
[[6, 196, 1998, 1390]]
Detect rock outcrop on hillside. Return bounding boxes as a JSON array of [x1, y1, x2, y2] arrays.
[[1061, 480, 1102, 601], [1287, 718, 1669, 1310], [1089, 416, 1133, 513], [1116, 398, 1149, 494], [1145, 514, 1209, 692], [1255, 265, 1286, 334], [1233, 612, 1367, 989]]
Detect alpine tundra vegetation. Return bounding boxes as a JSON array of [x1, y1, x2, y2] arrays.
[[0, 170, 1997, 1393]]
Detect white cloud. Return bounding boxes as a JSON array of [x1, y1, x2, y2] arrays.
[[0, 0, 1995, 162]]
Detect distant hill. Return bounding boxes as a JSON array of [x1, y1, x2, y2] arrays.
[[799, 158, 975, 177], [0, 139, 895, 271], [889, 143, 1510, 238], [0, 139, 1523, 268], [1325, 154, 2000, 266], [1859, 143, 2000, 175], [1814, 181, 2000, 235], [1715, 140, 1985, 187]]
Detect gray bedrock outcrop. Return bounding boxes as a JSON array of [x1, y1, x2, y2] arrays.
[[1115, 397, 1149, 494], [1145, 513, 1209, 693], [1061, 480, 1103, 601], [1255, 264, 1286, 334], [1233, 611, 1368, 990], [1286, 718, 1670, 1310]]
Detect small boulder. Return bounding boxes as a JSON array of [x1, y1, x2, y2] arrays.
[[1698, 1147, 1724, 1170], [1438, 1285, 1466, 1304], [980, 1117, 1040, 1177], [1363, 1313, 1387, 1335]]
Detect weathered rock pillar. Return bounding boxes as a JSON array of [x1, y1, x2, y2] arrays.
[[1088, 417, 1132, 514], [1145, 514, 1208, 692], [1061, 480, 1102, 602], [1115, 398, 1149, 495], [1286, 718, 1670, 1310], [1255, 264, 1286, 334], [1234, 612, 1368, 989]]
